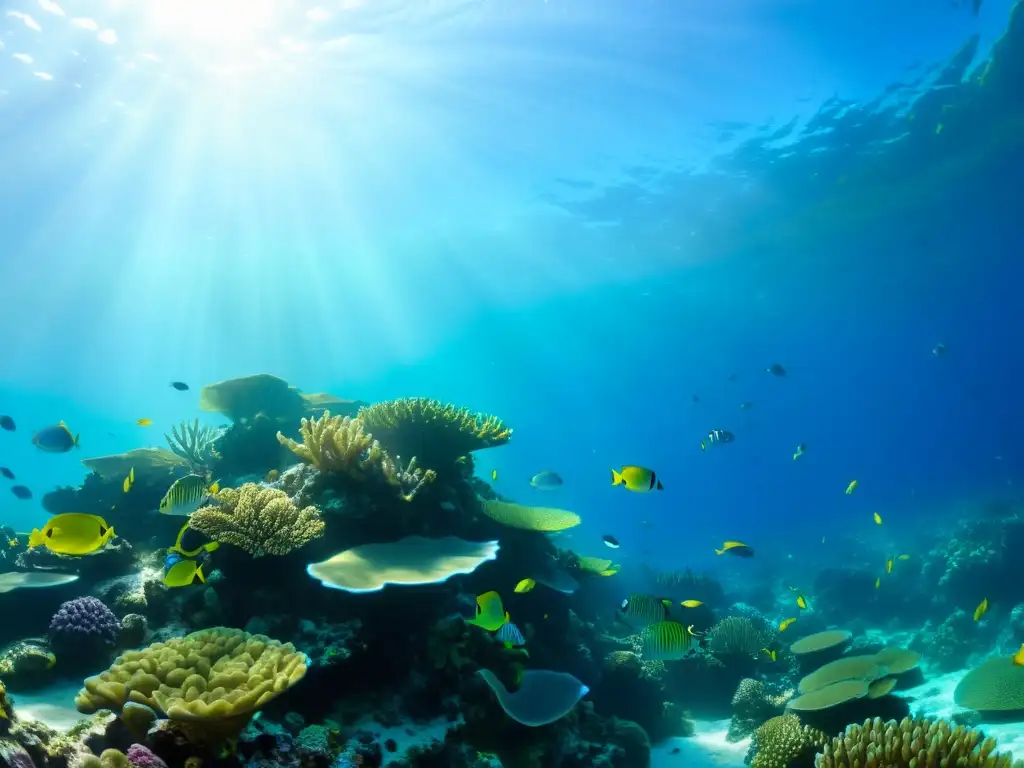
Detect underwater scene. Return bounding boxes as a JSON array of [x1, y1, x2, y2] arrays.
[[2, 0, 1024, 766]]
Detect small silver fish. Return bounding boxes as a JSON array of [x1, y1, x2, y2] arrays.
[[530, 471, 563, 490]]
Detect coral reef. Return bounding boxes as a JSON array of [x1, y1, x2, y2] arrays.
[[189, 484, 326, 557], [164, 419, 222, 473], [727, 678, 793, 742], [48, 597, 120, 667], [747, 714, 827, 768], [954, 656, 1024, 712]]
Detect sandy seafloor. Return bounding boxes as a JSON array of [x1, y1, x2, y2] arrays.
[[8, 670, 1024, 766]]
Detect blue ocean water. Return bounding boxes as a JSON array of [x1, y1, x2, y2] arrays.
[[0, 0, 1021, 584]]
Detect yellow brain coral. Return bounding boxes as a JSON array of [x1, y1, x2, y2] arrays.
[[816, 716, 1024, 768], [76, 628, 307, 740], [750, 714, 828, 768], [359, 397, 512, 469], [189, 483, 325, 557], [954, 656, 1024, 711], [480, 500, 581, 532]]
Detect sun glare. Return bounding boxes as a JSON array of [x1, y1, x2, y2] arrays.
[[140, 0, 281, 52]]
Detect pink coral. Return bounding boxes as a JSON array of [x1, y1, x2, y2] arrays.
[[127, 744, 167, 768]]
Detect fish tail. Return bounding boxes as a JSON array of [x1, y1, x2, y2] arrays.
[[73, 434, 80, 448], [611, 469, 623, 486], [28, 529, 43, 548], [195, 565, 206, 584], [714, 548, 725, 555], [700, 441, 706, 451], [656, 479, 664, 490], [106, 525, 116, 541]]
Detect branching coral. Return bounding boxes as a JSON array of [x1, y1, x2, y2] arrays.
[[165, 418, 222, 471], [358, 397, 512, 470], [816, 716, 1024, 768], [748, 714, 827, 768], [708, 616, 776, 659], [189, 483, 325, 557], [728, 679, 794, 742], [276, 411, 435, 500]]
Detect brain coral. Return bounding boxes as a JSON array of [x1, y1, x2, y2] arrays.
[[189, 483, 325, 557], [49, 596, 120, 658], [816, 716, 1024, 768], [749, 714, 827, 768], [954, 656, 1024, 712], [75, 627, 308, 737]]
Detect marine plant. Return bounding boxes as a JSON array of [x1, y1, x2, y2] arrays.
[[164, 418, 222, 471], [189, 483, 326, 558], [748, 714, 827, 768], [358, 397, 512, 470], [707, 616, 776, 660], [815, 716, 1024, 768], [75, 627, 308, 747]]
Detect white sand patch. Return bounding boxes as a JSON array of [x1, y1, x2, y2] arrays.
[[10, 678, 87, 732], [353, 716, 457, 765], [653, 719, 749, 768]]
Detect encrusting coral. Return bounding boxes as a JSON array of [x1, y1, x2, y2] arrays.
[[276, 411, 435, 500], [75, 628, 308, 746], [748, 713, 827, 768], [189, 483, 325, 557], [358, 397, 512, 470], [815, 716, 1024, 768]]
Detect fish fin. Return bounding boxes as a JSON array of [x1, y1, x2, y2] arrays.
[[714, 548, 724, 555], [700, 441, 706, 451], [73, 434, 80, 448], [610, 469, 622, 486], [28, 529, 43, 548], [195, 565, 206, 584], [656, 479, 664, 490], [208, 481, 220, 494]]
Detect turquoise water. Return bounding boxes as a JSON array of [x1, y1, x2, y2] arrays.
[[1, 0, 1021, 571]]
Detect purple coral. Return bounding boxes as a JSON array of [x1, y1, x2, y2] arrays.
[[127, 744, 168, 768], [48, 596, 120, 659]]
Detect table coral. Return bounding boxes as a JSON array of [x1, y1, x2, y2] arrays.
[[189, 483, 325, 558]]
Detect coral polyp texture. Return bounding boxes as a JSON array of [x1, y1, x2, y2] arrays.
[[189, 483, 326, 557], [358, 397, 512, 470], [815, 716, 1024, 768], [75, 628, 308, 733], [48, 596, 120, 658], [953, 656, 1024, 711], [749, 714, 827, 768]]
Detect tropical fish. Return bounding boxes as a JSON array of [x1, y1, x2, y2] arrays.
[[680, 600, 703, 608], [514, 578, 536, 594], [885, 558, 893, 574], [793, 443, 807, 460], [496, 621, 525, 648], [164, 551, 183, 570], [0, 415, 15, 431], [602, 534, 620, 549], [766, 363, 787, 377], [163, 559, 206, 588], [898, 554, 911, 561], [28, 513, 115, 555], [159, 475, 219, 516], [530, 471, 563, 490], [10, 485, 31, 500], [170, 381, 190, 391], [640, 621, 697, 661], [0, 467, 13, 480], [778, 618, 796, 632], [796, 595, 808, 610], [266, 469, 280, 482], [490, 469, 498, 481], [715, 541, 754, 557], [761, 648, 776, 662], [32, 421, 79, 453], [932, 343, 947, 357], [8, 538, 18, 548], [873, 511, 883, 525], [700, 429, 735, 451], [136, 418, 153, 427], [1013, 644, 1024, 667], [599, 565, 621, 576], [740, 402, 753, 410], [875, 577, 881, 589], [611, 466, 663, 492], [0, 571, 78, 594], [122, 467, 135, 493], [846, 480, 858, 495], [619, 595, 670, 628], [974, 598, 988, 622], [466, 591, 509, 632], [167, 520, 220, 558]]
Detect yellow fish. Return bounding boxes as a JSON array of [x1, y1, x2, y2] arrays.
[[761, 648, 776, 662], [167, 520, 220, 558], [266, 469, 280, 482], [898, 554, 911, 561], [796, 595, 808, 610], [122, 467, 135, 493], [779, 617, 796, 632], [491, 469, 498, 481], [873, 512, 883, 525], [28, 513, 115, 555], [163, 560, 205, 588], [875, 577, 881, 589], [136, 418, 153, 427], [885, 558, 893, 574], [466, 591, 509, 632], [974, 598, 988, 622], [7, 537, 17, 548], [514, 578, 536, 594], [611, 466, 664, 493], [715, 541, 754, 557], [1013, 644, 1024, 667], [599, 565, 621, 576], [846, 480, 858, 494], [680, 600, 703, 608]]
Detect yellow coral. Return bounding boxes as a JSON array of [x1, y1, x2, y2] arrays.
[[750, 714, 827, 768], [189, 484, 325, 557], [816, 716, 1024, 768], [359, 397, 512, 469], [76, 628, 307, 746]]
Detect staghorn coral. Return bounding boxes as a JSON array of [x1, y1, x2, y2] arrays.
[[164, 419, 222, 471], [358, 397, 512, 470], [189, 484, 325, 557], [815, 716, 1024, 768], [728, 679, 794, 742], [75, 628, 308, 747], [954, 656, 1024, 711], [277, 411, 435, 500], [707, 616, 776, 660], [749, 714, 827, 768]]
